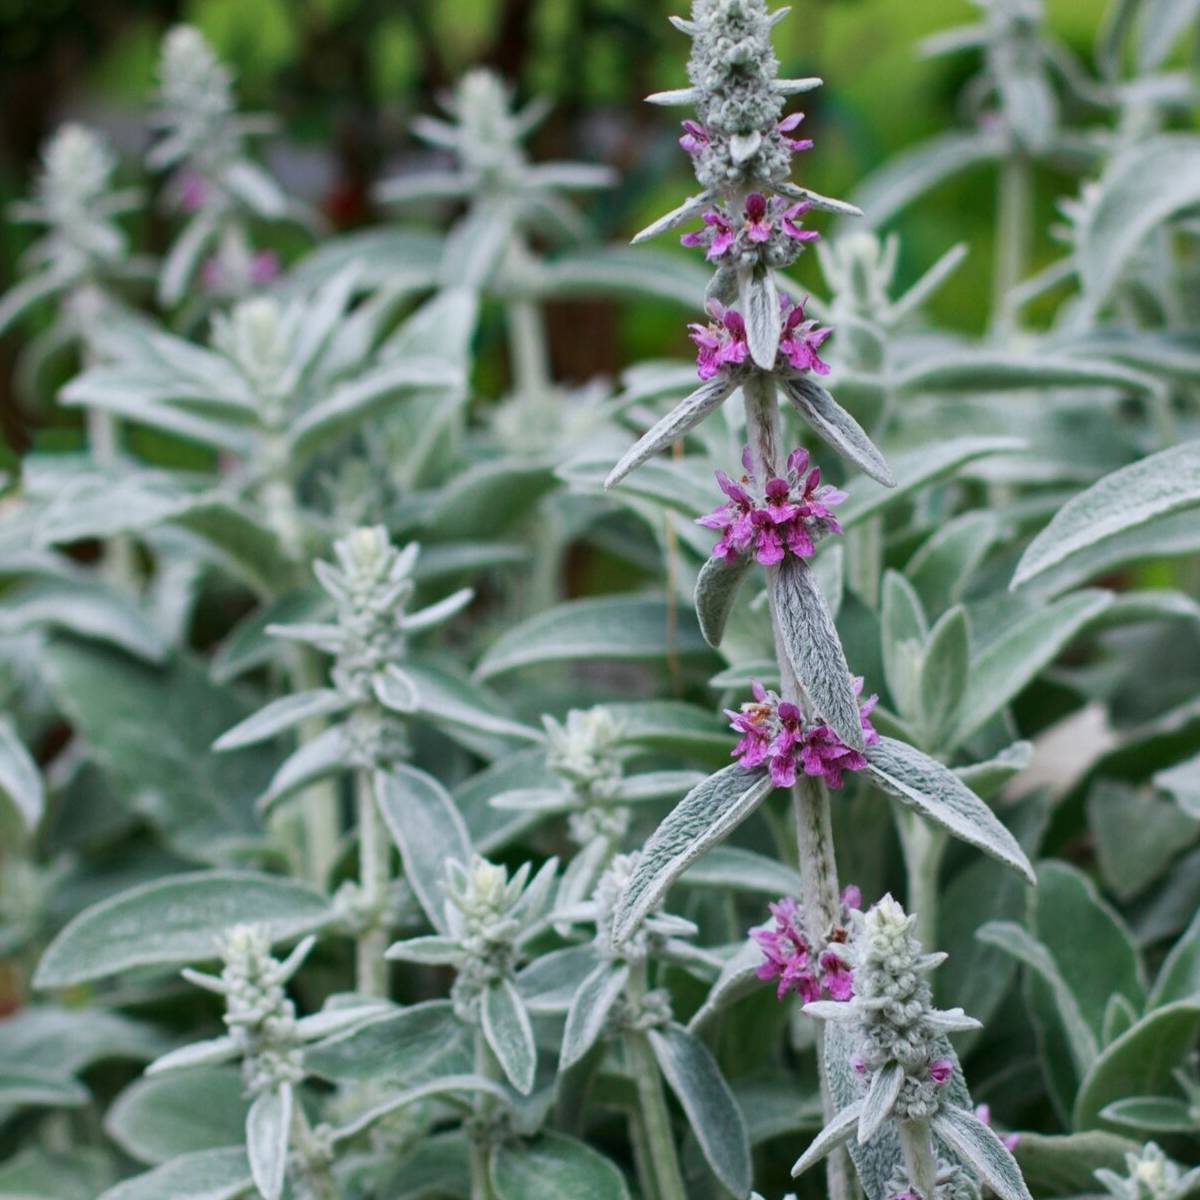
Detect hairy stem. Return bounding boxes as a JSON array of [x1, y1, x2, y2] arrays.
[[899, 810, 947, 953], [504, 238, 552, 403], [743, 371, 852, 1200], [355, 766, 389, 998], [470, 1035, 501, 1200], [993, 151, 1031, 336], [290, 1105, 339, 1200], [289, 647, 343, 890], [623, 965, 686, 1200]]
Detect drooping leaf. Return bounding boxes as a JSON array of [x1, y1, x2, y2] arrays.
[[865, 738, 1035, 883], [647, 1023, 751, 1197], [775, 556, 864, 750], [1015, 441, 1200, 586], [611, 765, 775, 946], [482, 978, 537, 1095], [97, 1147, 252, 1200], [560, 962, 629, 1069], [491, 1132, 630, 1200], [931, 1104, 1032, 1200], [0, 719, 44, 834], [694, 552, 753, 649], [34, 872, 332, 988], [374, 763, 471, 933], [246, 1085, 291, 1200]]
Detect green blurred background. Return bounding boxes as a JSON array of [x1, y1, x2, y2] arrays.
[[0, 0, 1112, 453]]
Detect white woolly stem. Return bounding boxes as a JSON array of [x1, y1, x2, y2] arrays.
[[744, 370, 851, 1200], [900, 1120, 938, 1198], [355, 766, 390, 998]]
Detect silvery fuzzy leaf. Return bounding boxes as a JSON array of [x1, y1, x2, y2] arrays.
[[682, 845, 803, 897], [881, 570, 928, 723], [440, 200, 518, 289], [1014, 440, 1200, 587], [645, 86, 700, 105], [381, 286, 480, 369], [858, 1061, 904, 1144], [612, 770, 706, 803], [560, 962, 629, 1069], [374, 764, 471, 934], [976, 921, 1099, 1074], [34, 871, 333, 988], [905, 510, 1000, 616], [475, 596, 712, 680], [605, 376, 737, 489], [951, 590, 1112, 747], [611, 765, 774, 946], [631, 191, 714, 245], [0, 718, 44, 834], [839, 436, 1025, 528], [775, 556, 864, 750], [932, 1104, 1032, 1200], [405, 661, 543, 745], [212, 689, 350, 752], [1155, 752, 1200, 821], [533, 246, 708, 309], [729, 130, 763, 164], [917, 605, 969, 751], [221, 159, 288, 219], [954, 741, 1033, 801], [1078, 136, 1200, 316], [0, 576, 169, 664], [373, 170, 472, 206], [865, 738, 1036, 884], [889, 241, 969, 321], [688, 939, 764, 1033], [695, 551, 753, 649], [97, 1147, 252, 1200], [384, 935, 464, 966], [286, 228, 442, 296], [647, 1023, 751, 1198], [1099, 1096, 1196, 1134], [790, 1100, 863, 1177], [246, 1085, 291, 1200], [373, 665, 419, 714], [331, 1073, 511, 1144], [1000, 71, 1057, 155], [779, 376, 894, 486], [516, 945, 597, 1015], [158, 211, 219, 308], [292, 1003, 391, 1042], [773, 181, 862, 217], [488, 787, 571, 813], [482, 978, 537, 1095], [490, 1132, 630, 1200], [105, 1068, 248, 1166], [525, 161, 617, 191], [1138, 0, 1200, 69], [894, 350, 1161, 398], [145, 1037, 239, 1076], [845, 129, 1004, 231], [257, 725, 346, 816], [0, 1067, 87, 1108], [304, 1000, 472, 1084], [925, 1007, 983, 1032], [404, 587, 474, 634], [288, 357, 464, 461], [775, 76, 824, 94], [740, 265, 780, 370], [0, 269, 69, 336]]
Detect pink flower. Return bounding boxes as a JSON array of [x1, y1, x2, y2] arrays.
[[975, 1104, 1021, 1153], [929, 1058, 954, 1085], [744, 192, 772, 242], [840, 884, 863, 912], [726, 678, 879, 791], [681, 208, 736, 261], [680, 196, 818, 264], [850, 1054, 868, 1076], [820, 949, 854, 1000], [177, 170, 209, 213], [778, 112, 815, 153], [696, 445, 846, 567], [779, 295, 833, 375], [679, 120, 710, 155], [250, 250, 280, 286], [688, 300, 749, 380]]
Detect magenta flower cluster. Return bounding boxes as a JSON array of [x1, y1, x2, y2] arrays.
[[688, 294, 832, 381], [751, 892, 859, 1003], [679, 111, 813, 158], [680, 192, 818, 265], [698, 446, 846, 566], [727, 679, 879, 790]]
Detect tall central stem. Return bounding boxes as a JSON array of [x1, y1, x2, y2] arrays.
[[742, 372, 851, 1200], [355, 767, 389, 997]]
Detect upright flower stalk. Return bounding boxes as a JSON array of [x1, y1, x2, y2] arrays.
[[605, 6, 889, 1193]]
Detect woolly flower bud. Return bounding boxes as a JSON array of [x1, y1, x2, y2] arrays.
[[210, 297, 291, 401], [38, 125, 117, 217], [154, 26, 236, 161], [1097, 1143, 1200, 1200], [447, 69, 527, 183], [543, 707, 624, 791]]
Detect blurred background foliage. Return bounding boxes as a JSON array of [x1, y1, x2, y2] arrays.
[[0, 0, 1118, 462]]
